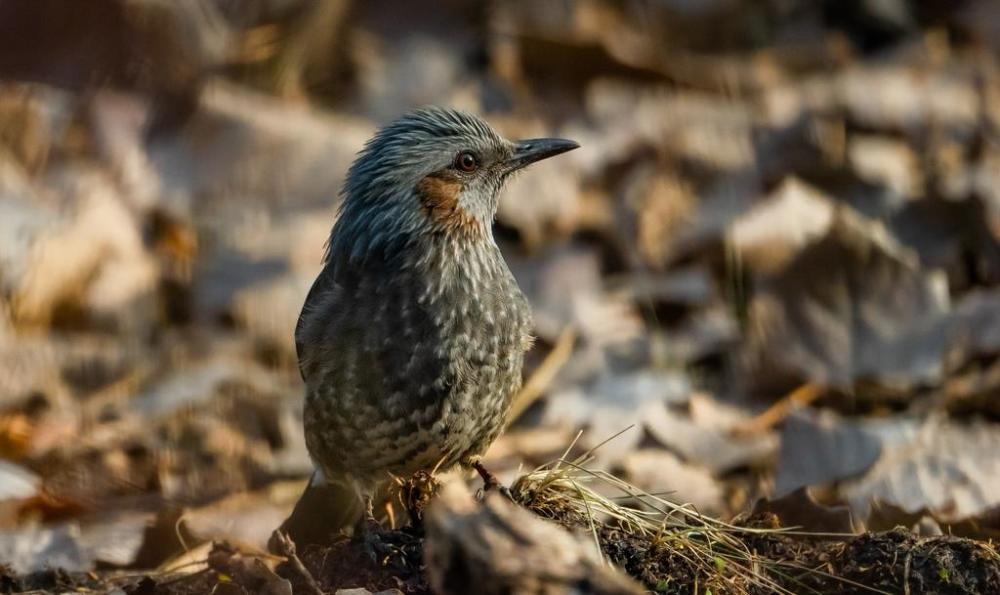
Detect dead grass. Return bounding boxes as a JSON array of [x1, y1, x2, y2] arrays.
[[510, 430, 878, 594]]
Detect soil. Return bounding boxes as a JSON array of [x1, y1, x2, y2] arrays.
[[5, 503, 998, 595]]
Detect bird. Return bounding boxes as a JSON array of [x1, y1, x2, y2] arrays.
[[294, 106, 579, 531]]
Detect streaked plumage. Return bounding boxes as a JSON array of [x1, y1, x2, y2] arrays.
[[296, 107, 577, 518]]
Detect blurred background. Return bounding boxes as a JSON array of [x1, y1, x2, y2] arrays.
[[1, 0, 999, 575]]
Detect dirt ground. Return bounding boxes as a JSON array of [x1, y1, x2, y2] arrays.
[[3, 487, 999, 595]]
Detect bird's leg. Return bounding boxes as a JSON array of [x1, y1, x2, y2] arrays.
[[363, 492, 376, 522], [471, 459, 514, 501], [351, 492, 376, 537], [352, 491, 385, 563]]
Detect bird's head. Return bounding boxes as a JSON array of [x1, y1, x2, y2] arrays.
[[330, 107, 578, 264]]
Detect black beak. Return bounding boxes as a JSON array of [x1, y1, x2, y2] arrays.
[[507, 138, 580, 171]]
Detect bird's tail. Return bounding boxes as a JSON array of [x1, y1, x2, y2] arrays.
[[269, 471, 362, 552]]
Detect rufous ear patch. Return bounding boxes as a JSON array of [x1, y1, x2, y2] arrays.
[[416, 173, 481, 234]]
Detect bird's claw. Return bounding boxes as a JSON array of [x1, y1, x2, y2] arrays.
[[361, 528, 385, 564], [471, 460, 515, 502], [354, 513, 386, 564]]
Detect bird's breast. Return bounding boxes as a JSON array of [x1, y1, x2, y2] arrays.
[[301, 236, 531, 479], [418, 254, 529, 366]]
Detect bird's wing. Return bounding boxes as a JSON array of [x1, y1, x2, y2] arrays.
[[295, 263, 341, 382]]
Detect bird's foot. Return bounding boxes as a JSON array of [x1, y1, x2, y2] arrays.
[[471, 460, 515, 502], [354, 513, 388, 564]]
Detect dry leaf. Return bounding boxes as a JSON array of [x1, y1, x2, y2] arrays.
[[843, 416, 1000, 523], [746, 208, 950, 390]]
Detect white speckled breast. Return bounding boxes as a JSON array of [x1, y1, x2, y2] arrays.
[[300, 233, 531, 487]]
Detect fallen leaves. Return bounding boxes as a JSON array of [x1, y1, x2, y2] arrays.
[[746, 208, 950, 390], [843, 416, 1000, 524], [2, 2, 1000, 591]]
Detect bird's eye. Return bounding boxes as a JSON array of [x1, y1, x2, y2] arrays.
[[455, 151, 479, 172]]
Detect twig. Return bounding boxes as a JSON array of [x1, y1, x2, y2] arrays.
[[270, 530, 325, 595], [732, 383, 823, 437], [508, 326, 577, 423]]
